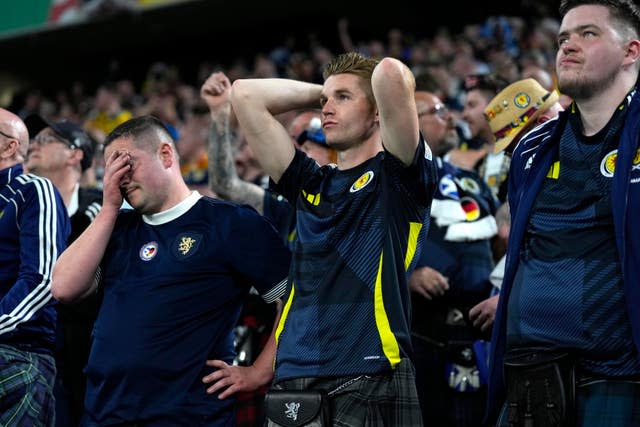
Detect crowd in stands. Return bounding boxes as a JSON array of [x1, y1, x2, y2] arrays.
[[7, 13, 562, 174], [8, 3, 635, 425]]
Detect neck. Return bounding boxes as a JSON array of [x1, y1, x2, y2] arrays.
[[479, 129, 496, 148], [0, 158, 21, 172], [336, 139, 383, 170], [39, 168, 80, 208], [574, 74, 637, 136], [160, 180, 193, 212]]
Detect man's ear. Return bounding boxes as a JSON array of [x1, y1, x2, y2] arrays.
[[0, 138, 19, 160], [70, 148, 84, 170], [159, 142, 175, 168], [625, 39, 640, 68]]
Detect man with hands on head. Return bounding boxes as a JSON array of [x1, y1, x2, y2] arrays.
[[228, 52, 437, 426], [202, 71, 334, 241], [52, 115, 291, 427]]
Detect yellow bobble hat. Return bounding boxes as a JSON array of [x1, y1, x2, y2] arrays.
[[484, 78, 559, 153]]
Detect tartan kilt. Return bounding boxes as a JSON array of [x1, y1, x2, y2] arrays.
[[575, 379, 640, 426], [0, 344, 56, 427], [267, 358, 422, 427], [497, 377, 640, 427]]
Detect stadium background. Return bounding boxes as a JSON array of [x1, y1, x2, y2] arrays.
[[0, 0, 559, 108]]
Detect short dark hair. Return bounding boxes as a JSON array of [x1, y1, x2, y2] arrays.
[[559, 0, 640, 39], [322, 52, 379, 81], [103, 115, 173, 149], [322, 52, 380, 105]]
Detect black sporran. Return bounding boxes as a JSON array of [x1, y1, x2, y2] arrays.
[[264, 390, 330, 427], [504, 351, 575, 427]]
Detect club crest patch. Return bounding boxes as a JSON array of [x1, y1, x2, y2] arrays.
[[601, 148, 640, 178], [600, 149, 617, 178], [171, 232, 203, 259], [350, 171, 374, 193], [139, 241, 158, 261]]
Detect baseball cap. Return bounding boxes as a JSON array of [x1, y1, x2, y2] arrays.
[[25, 114, 96, 171]]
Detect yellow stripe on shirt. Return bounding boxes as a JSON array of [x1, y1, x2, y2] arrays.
[[374, 252, 401, 367], [404, 222, 423, 271]]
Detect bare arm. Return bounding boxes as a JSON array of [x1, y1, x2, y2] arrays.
[[230, 78, 322, 183], [202, 72, 266, 213], [52, 150, 130, 303], [372, 57, 419, 166], [337, 18, 355, 53], [202, 299, 283, 398]]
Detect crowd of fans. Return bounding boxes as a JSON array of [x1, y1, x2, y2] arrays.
[[6, 14, 562, 194], [3, 10, 567, 427]]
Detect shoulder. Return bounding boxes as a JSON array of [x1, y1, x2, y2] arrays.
[[15, 172, 55, 189], [15, 173, 62, 203], [510, 115, 560, 171], [512, 115, 560, 158], [198, 195, 262, 220], [437, 157, 457, 175], [199, 194, 251, 211]]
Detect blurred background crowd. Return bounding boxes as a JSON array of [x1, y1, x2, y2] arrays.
[[0, 1, 570, 425], [1, 0, 565, 195]]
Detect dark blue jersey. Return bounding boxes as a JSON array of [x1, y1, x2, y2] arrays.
[[487, 90, 640, 419], [0, 164, 70, 355], [263, 188, 296, 248], [272, 140, 437, 382], [84, 193, 291, 425], [507, 108, 640, 377]]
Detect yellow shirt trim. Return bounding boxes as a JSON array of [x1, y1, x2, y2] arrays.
[[374, 252, 401, 367], [404, 222, 423, 271]]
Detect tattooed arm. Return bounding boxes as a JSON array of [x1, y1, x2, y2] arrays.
[[201, 72, 266, 214]]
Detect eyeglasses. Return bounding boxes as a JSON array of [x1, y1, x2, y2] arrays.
[[32, 133, 75, 149], [419, 104, 449, 120], [0, 129, 18, 140]]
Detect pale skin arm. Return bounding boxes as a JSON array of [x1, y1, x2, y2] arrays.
[[52, 150, 131, 303], [469, 294, 499, 333], [372, 57, 420, 166], [409, 266, 449, 300], [230, 78, 322, 183], [202, 299, 283, 398], [201, 72, 267, 213]]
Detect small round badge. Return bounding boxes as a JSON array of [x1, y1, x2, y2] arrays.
[[139, 241, 159, 261]]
